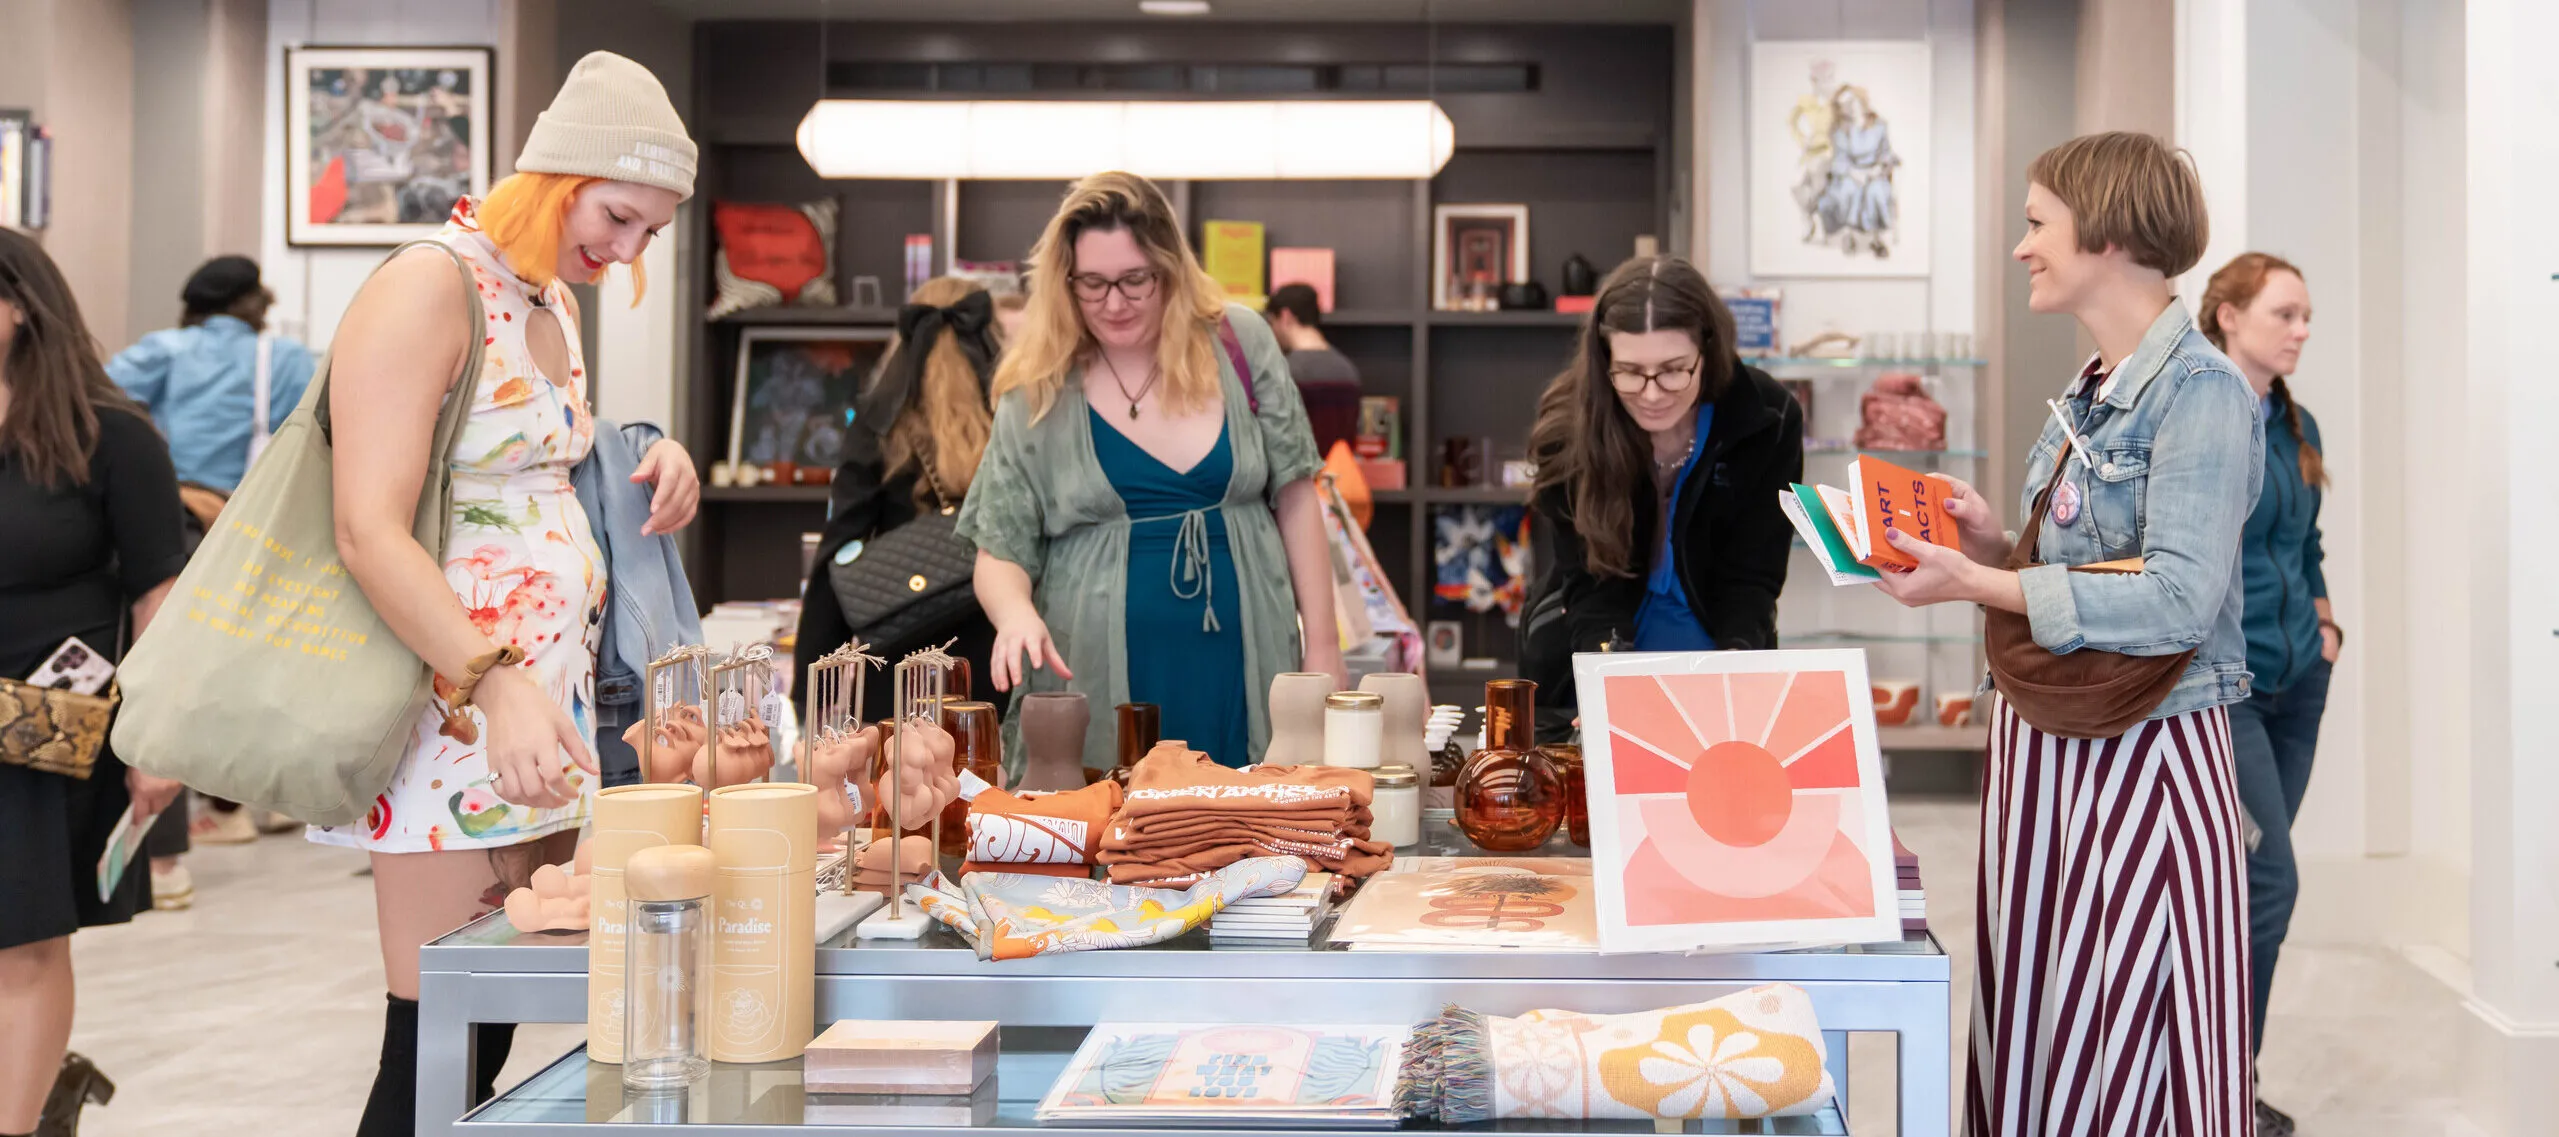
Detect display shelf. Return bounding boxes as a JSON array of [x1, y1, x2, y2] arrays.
[[713, 305, 903, 327], [1756, 356, 1988, 369], [1374, 485, 1534, 505], [1426, 308, 1588, 328], [1319, 307, 1424, 327], [425, 817, 1952, 1137], [1789, 632, 1982, 646], [704, 485, 832, 504], [1878, 723, 1989, 752]]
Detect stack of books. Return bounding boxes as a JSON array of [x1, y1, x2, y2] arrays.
[[1206, 871, 1335, 944], [1895, 832, 1926, 935]]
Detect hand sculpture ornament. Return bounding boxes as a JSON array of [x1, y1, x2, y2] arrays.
[[624, 704, 708, 785], [708, 712, 775, 788], [810, 723, 883, 849]]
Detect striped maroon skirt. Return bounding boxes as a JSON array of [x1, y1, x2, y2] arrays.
[[1966, 697, 2254, 1136]]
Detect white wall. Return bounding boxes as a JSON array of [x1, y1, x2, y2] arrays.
[[261, 0, 508, 348]]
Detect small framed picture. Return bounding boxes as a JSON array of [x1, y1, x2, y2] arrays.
[[285, 46, 495, 247], [1432, 204, 1530, 311], [727, 328, 896, 473], [1425, 620, 1463, 668]]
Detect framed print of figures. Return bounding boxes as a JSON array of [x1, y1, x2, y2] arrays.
[[1572, 649, 1901, 952], [286, 46, 493, 247], [1748, 41, 1932, 278], [727, 328, 895, 473], [1433, 204, 1529, 311]]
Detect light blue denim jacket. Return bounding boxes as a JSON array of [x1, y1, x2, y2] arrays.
[[571, 420, 703, 739], [2009, 300, 2264, 720]]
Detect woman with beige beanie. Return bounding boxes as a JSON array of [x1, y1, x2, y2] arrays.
[[308, 51, 700, 1136]]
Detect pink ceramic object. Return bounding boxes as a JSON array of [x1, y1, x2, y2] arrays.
[[876, 718, 958, 830]]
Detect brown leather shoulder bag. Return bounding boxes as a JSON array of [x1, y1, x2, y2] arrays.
[[1983, 444, 2193, 739]]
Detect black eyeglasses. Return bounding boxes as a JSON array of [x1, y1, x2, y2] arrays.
[[1069, 269, 1160, 303], [1607, 357, 1701, 394]]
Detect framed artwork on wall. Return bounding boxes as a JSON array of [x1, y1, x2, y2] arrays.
[[1747, 41, 1932, 278], [1572, 648, 1901, 952], [727, 327, 895, 474], [285, 46, 494, 247], [1432, 203, 1529, 311]]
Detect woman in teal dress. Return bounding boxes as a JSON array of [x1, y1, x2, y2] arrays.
[[957, 171, 1338, 771]]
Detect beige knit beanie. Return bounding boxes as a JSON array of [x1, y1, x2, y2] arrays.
[[516, 51, 697, 200]]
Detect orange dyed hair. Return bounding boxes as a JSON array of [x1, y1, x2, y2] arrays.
[[475, 172, 649, 305]]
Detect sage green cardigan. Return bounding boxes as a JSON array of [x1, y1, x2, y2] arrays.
[[955, 304, 1324, 778]]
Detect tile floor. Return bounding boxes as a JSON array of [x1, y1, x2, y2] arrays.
[[58, 795, 2469, 1136]]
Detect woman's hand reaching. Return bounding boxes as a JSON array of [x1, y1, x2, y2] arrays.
[[989, 614, 1074, 692]]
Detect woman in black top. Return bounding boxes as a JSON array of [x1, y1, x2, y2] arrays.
[[1518, 256, 1803, 740], [0, 229, 188, 1136], [794, 277, 1003, 712]]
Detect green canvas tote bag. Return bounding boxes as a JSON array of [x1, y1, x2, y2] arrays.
[[112, 242, 485, 826]]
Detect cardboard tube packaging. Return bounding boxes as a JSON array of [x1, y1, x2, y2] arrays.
[[707, 783, 818, 1063], [587, 784, 705, 1063]]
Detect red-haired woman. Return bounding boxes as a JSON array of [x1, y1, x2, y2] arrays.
[[308, 53, 701, 1136], [2199, 251, 2332, 1137]]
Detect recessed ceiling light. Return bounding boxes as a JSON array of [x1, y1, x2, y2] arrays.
[[1139, 0, 1212, 14]]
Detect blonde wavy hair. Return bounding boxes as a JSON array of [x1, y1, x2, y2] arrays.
[[992, 171, 1227, 422], [878, 275, 996, 503]]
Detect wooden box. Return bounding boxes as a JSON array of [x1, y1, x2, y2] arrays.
[[802, 1020, 998, 1095]]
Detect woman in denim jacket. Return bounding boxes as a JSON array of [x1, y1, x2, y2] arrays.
[[1875, 133, 2263, 1137]]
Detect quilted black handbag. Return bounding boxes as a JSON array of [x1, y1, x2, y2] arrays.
[[827, 453, 980, 659]]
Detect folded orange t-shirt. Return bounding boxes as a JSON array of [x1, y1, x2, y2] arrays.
[[965, 779, 1123, 865]]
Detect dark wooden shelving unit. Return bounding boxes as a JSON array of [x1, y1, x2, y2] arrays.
[[679, 20, 1675, 676]]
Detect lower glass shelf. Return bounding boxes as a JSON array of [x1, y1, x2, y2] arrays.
[[468, 1044, 1850, 1133]]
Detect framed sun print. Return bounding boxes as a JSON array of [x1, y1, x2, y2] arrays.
[[1432, 203, 1529, 311], [286, 46, 494, 247], [1571, 649, 1901, 953], [727, 327, 895, 474]]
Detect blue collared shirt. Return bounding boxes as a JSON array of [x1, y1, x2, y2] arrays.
[[1633, 402, 1718, 652], [107, 315, 315, 492]]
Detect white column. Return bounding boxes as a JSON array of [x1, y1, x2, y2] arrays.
[[2460, 0, 2559, 1128], [2173, 0, 2247, 300]]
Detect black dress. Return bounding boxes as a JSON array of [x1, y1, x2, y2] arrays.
[[0, 405, 188, 949]]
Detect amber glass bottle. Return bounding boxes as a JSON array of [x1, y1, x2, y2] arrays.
[[1455, 679, 1563, 851], [938, 701, 1001, 857], [1111, 702, 1162, 786], [1546, 743, 1590, 847]]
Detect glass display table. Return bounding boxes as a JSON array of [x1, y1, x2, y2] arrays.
[[419, 823, 1950, 1136]]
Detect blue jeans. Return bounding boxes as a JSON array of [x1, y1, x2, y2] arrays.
[[2229, 654, 2331, 1058]]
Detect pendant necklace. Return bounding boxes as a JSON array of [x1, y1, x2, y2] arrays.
[[1099, 352, 1160, 419]]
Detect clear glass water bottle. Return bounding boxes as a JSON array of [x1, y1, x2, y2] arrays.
[[622, 844, 715, 1092]]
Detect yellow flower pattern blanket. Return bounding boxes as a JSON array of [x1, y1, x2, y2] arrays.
[[1399, 983, 1833, 1122]]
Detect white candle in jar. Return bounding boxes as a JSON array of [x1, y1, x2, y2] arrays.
[[1323, 691, 1385, 769], [1370, 764, 1421, 847]]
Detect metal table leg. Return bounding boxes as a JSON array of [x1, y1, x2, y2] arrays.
[[416, 968, 475, 1137]]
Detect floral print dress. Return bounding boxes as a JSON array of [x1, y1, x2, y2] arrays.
[[310, 198, 604, 855]]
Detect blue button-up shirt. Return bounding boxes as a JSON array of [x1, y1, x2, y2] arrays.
[[107, 315, 315, 492]]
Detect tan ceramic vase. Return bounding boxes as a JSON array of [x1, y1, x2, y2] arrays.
[[706, 783, 818, 1064], [587, 784, 704, 1064], [1262, 672, 1336, 766]]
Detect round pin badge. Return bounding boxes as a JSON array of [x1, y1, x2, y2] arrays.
[[2052, 477, 2083, 528]]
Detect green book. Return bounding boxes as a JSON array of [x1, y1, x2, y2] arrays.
[[1779, 483, 1881, 585]]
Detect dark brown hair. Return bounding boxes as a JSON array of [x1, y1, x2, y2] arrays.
[[2198, 251, 2326, 489], [0, 228, 143, 488], [1527, 255, 1737, 578], [2027, 131, 2210, 277]]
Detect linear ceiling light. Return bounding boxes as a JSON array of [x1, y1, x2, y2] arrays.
[[796, 99, 1456, 180]]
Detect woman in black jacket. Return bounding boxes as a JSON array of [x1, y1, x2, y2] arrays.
[[794, 278, 1002, 713], [1519, 256, 1802, 740]]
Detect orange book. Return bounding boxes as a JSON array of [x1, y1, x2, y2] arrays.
[[1826, 455, 1961, 571]]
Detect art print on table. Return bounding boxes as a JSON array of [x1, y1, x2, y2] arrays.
[[285, 47, 493, 247], [1041, 1022, 1408, 1118], [1748, 41, 1932, 278], [725, 327, 893, 472], [1572, 649, 1901, 952]]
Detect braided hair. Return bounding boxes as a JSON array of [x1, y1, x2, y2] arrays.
[[2199, 252, 2326, 489]]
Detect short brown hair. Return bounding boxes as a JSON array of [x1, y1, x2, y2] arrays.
[[2027, 132, 2209, 277]]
